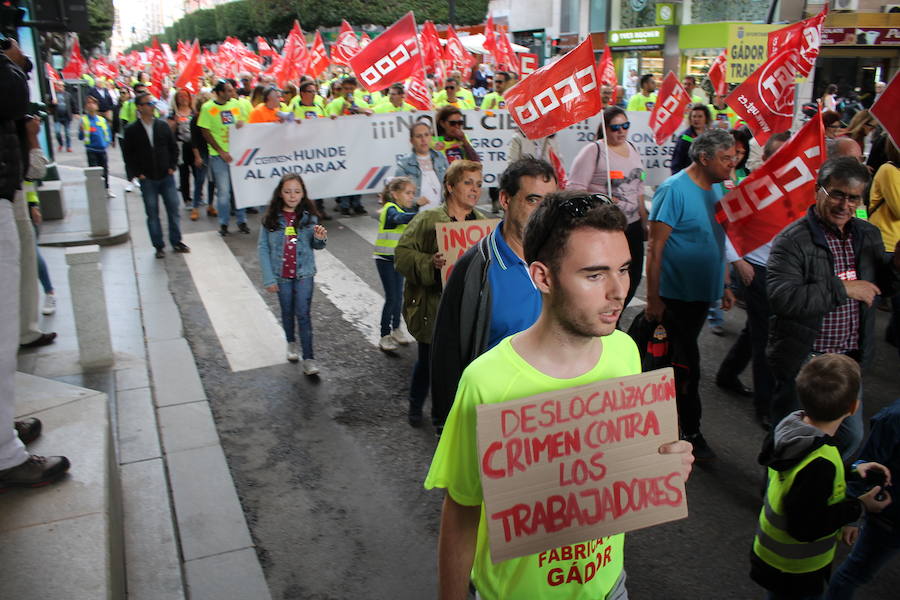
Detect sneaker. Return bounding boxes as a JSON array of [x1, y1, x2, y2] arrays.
[[246, 207, 259, 214], [219, 225, 229, 237], [190, 208, 199, 221], [66, 147, 72, 153], [390, 329, 411, 345], [302, 359, 319, 376], [172, 242, 190, 253], [353, 206, 368, 215], [107, 189, 116, 199], [19, 332, 57, 349], [286, 342, 299, 362], [408, 411, 424, 428], [340, 207, 351, 216], [683, 432, 717, 461], [0, 454, 71, 490], [238, 222, 251, 234], [379, 335, 399, 352], [41, 294, 56, 316], [154, 249, 165, 259], [207, 205, 218, 217], [125, 182, 134, 193], [14, 418, 42, 445]]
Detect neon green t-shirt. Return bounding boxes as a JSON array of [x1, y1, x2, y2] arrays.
[[196, 98, 244, 156], [237, 97, 253, 120], [354, 88, 383, 107], [372, 101, 417, 113], [288, 96, 327, 119], [626, 92, 657, 112], [434, 87, 476, 106], [481, 91, 507, 110], [425, 331, 640, 600], [708, 104, 739, 129], [326, 95, 370, 116]]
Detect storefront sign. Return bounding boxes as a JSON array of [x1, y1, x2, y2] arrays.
[[821, 27, 900, 46], [608, 27, 665, 50], [726, 24, 778, 83], [656, 3, 676, 26]]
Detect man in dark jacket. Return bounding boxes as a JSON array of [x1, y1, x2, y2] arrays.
[[429, 158, 557, 432], [123, 92, 189, 258], [767, 156, 900, 461]]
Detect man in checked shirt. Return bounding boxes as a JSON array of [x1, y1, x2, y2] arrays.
[[766, 157, 900, 462]]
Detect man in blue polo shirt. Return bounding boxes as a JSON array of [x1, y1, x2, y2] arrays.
[[430, 158, 557, 434]]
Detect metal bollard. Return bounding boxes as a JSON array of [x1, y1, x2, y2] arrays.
[[66, 244, 114, 368], [85, 166, 110, 237]]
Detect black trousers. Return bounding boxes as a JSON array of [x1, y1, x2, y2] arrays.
[[624, 219, 645, 310], [661, 297, 710, 435], [86, 149, 109, 189]]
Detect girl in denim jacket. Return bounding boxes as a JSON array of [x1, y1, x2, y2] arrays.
[[257, 174, 327, 375]]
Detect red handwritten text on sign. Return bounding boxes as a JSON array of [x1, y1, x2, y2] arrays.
[[436, 219, 501, 284], [476, 368, 687, 563]]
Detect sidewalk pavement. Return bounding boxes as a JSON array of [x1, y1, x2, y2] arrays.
[[0, 149, 271, 599]]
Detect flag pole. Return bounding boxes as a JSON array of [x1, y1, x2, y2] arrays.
[[599, 106, 612, 197]]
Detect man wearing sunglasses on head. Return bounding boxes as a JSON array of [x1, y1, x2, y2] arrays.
[[766, 157, 900, 462], [426, 191, 694, 600]]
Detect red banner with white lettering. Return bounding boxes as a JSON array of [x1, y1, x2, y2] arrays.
[[443, 25, 474, 73], [716, 110, 825, 257], [174, 41, 202, 95], [61, 37, 87, 79], [708, 48, 728, 96], [869, 73, 900, 149], [309, 30, 329, 79], [331, 20, 361, 66], [596, 45, 617, 105], [349, 12, 421, 92], [405, 69, 432, 111], [648, 72, 690, 146], [495, 30, 520, 75], [728, 9, 826, 146], [257, 37, 276, 58], [419, 20, 442, 72], [505, 37, 601, 140]]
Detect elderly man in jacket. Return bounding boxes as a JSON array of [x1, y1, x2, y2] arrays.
[[123, 92, 189, 259], [767, 157, 900, 461]]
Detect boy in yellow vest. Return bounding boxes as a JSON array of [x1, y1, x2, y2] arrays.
[[78, 95, 113, 197], [751, 353, 891, 599]]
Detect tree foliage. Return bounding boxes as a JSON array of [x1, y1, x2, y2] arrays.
[[80, 0, 114, 52], [126, 0, 488, 51]]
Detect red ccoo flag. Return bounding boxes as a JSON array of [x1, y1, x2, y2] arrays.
[[349, 12, 421, 92], [419, 20, 442, 72], [716, 109, 825, 257], [870, 71, 900, 149], [405, 69, 432, 111], [596, 45, 617, 105], [331, 20, 361, 66], [708, 48, 728, 96], [727, 8, 826, 146], [649, 72, 691, 146], [443, 25, 474, 73], [61, 36, 87, 79], [174, 41, 202, 94], [257, 37, 276, 58], [505, 37, 601, 140], [309, 30, 329, 78]]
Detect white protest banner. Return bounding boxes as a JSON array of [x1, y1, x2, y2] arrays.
[[435, 219, 501, 284], [476, 367, 687, 563], [229, 110, 674, 207]]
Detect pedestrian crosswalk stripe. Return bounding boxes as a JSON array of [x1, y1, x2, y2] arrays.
[[336, 214, 378, 248], [315, 249, 383, 347], [181, 231, 287, 372]]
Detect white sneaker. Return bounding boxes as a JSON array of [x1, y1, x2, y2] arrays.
[[41, 294, 56, 316], [286, 342, 299, 362], [107, 189, 116, 198], [379, 334, 399, 352], [125, 182, 133, 193], [302, 359, 319, 376], [390, 329, 411, 345]]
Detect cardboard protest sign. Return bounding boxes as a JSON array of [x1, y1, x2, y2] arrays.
[[435, 219, 501, 285], [476, 367, 687, 563]]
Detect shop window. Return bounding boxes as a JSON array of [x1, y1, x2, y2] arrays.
[[590, 0, 608, 32], [561, 0, 580, 34]]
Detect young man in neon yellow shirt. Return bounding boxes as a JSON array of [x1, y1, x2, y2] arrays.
[[372, 83, 416, 113], [326, 77, 373, 116], [626, 74, 658, 112], [708, 94, 739, 129], [433, 77, 476, 110], [480, 71, 515, 110], [197, 79, 248, 235], [425, 192, 693, 600], [289, 81, 327, 119]]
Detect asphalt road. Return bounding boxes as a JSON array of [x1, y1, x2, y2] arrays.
[[62, 148, 900, 599]]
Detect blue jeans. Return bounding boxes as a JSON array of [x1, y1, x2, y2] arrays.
[[827, 517, 900, 599], [707, 301, 724, 328], [209, 155, 245, 226], [139, 175, 182, 250], [277, 277, 314, 359], [54, 118, 71, 150], [375, 258, 403, 337], [338, 194, 362, 210], [192, 162, 209, 208], [33, 225, 52, 294]]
